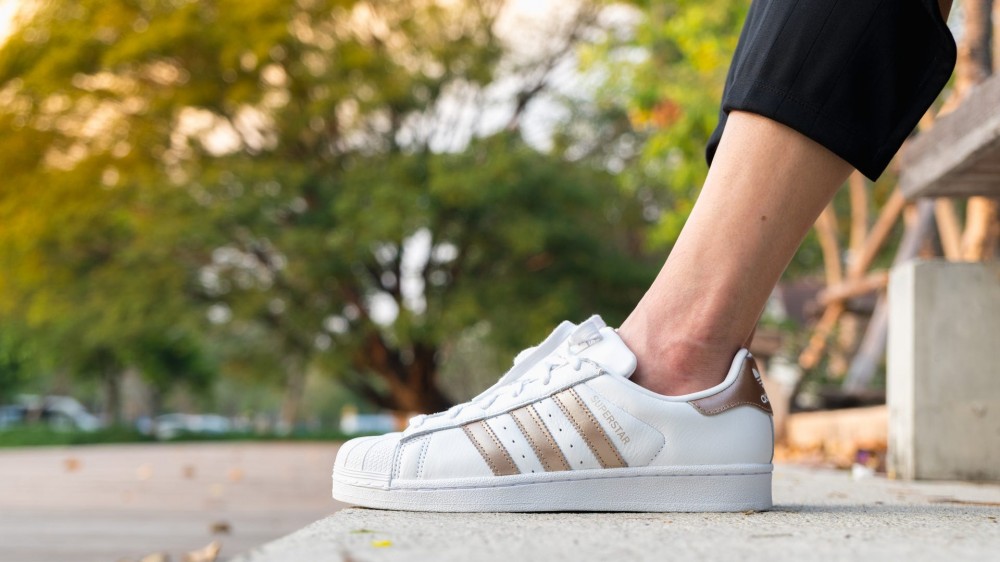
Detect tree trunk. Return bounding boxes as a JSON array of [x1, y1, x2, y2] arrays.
[[102, 369, 123, 426], [353, 333, 453, 414], [381, 346, 452, 414], [278, 358, 307, 434], [148, 385, 165, 419], [386, 380, 454, 414]]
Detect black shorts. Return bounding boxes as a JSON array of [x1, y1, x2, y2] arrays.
[[706, 0, 956, 180]]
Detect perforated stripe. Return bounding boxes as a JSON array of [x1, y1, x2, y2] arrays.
[[552, 388, 627, 469], [510, 405, 571, 472], [462, 420, 520, 476]]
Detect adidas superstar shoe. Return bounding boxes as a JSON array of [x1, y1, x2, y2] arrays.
[[332, 315, 774, 512]]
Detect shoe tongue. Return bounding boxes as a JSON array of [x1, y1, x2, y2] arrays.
[[570, 315, 637, 378], [568, 314, 606, 345]]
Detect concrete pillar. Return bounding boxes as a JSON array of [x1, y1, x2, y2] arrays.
[[888, 259, 1000, 481]]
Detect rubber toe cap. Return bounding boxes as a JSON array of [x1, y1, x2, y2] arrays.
[[333, 432, 402, 488]]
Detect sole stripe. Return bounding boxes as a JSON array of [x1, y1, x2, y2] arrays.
[[462, 420, 520, 476], [552, 388, 627, 469]]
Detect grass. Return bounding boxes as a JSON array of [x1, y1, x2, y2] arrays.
[[0, 426, 361, 448], [0, 426, 153, 447]]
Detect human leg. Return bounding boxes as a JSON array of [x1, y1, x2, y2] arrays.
[[618, 111, 852, 396], [332, 0, 959, 514], [619, 0, 956, 396]]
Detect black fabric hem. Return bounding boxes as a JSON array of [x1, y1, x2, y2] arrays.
[[706, 0, 957, 181]]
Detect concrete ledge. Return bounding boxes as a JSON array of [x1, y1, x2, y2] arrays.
[[233, 466, 1000, 562], [900, 72, 1000, 199]]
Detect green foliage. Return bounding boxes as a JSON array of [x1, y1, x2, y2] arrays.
[[129, 330, 216, 414], [0, 426, 152, 448], [0, 0, 657, 416], [584, 0, 836, 278], [0, 329, 36, 402], [0, 426, 358, 447], [583, 0, 746, 247]]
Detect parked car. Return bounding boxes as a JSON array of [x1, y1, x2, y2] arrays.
[[0, 395, 101, 432], [339, 405, 399, 435], [140, 413, 233, 441], [0, 404, 27, 429]]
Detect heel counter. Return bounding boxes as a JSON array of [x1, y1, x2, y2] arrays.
[[746, 355, 776, 462], [689, 354, 773, 416], [746, 355, 774, 417]]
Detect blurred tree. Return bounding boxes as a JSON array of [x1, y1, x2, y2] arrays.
[[585, 0, 840, 276], [0, 328, 35, 403], [0, 0, 656, 420], [130, 331, 216, 418], [584, 0, 747, 244]]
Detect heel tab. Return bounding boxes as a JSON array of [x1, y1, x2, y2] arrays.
[[688, 353, 773, 416]]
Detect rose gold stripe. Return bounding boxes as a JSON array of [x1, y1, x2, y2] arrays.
[[462, 420, 520, 476], [552, 388, 627, 469], [510, 405, 571, 472]]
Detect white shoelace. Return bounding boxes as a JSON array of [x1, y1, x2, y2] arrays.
[[408, 349, 583, 429]]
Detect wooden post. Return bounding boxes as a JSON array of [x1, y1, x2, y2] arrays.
[[848, 173, 868, 258], [934, 199, 964, 259], [843, 200, 937, 391]]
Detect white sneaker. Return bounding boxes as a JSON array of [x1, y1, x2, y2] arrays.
[[332, 315, 774, 512]]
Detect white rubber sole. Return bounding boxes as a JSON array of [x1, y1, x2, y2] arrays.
[[332, 464, 772, 512]]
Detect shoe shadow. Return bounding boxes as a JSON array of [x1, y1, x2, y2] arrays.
[[774, 502, 1000, 514]]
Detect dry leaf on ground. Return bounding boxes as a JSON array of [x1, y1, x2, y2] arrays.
[[182, 541, 221, 562]]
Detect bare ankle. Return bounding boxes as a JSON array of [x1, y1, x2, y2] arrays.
[[618, 319, 740, 396]]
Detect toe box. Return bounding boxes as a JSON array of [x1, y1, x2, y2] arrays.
[[333, 432, 402, 488]]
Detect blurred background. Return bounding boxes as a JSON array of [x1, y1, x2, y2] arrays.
[[0, 0, 779, 442], [0, 0, 996, 560]]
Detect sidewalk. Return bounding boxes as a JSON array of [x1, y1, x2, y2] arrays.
[[235, 465, 1000, 562], [0, 443, 343, 562]]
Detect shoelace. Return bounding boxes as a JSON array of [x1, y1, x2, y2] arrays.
[[408, 348, 584, 428]]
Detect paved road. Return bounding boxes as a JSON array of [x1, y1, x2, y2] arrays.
[[237, 465, 1000, 562], [0, 442, 347, 562]]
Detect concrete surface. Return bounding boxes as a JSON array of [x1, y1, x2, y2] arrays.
[[234, 465, 1000, 562], [0, 442, 346, 562], [888, 260, 1000, 480]]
